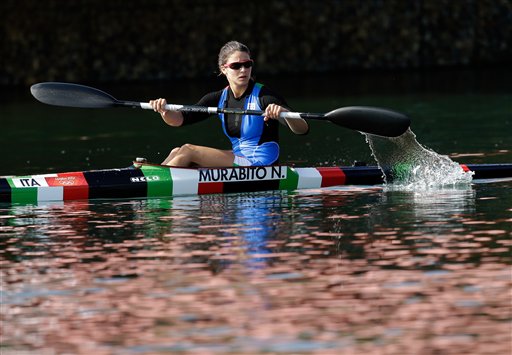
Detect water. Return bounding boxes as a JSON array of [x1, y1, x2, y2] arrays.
[[1, 69, 511, 354], [366, 129, 474, 189]]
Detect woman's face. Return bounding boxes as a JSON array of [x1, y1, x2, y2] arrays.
[[221, 51, 252, 88]]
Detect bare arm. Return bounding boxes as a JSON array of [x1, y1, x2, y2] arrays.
[[149, 98, 184, 127], [264, 103, 309, 135]]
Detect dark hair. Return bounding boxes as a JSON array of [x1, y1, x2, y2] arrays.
[[218, 41, 251, 73]]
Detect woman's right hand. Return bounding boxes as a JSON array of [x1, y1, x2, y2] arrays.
[[149, 98, 168, 115], [149, 98, 184, 127]]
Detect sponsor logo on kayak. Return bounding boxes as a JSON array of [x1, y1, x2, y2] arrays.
[[131, 176, 160, 183], [51, 177, 78, 186], [46, 173, 87, 186], [199, 166, 285, 183]]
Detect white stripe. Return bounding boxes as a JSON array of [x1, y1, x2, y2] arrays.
[[171, 168, 199, 196], [294, 168, 322, 189], [165, 104, 185, 111], [38, 186, 63, 201], [280, 112, 302, 119]]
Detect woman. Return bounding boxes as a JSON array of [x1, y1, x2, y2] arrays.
[[150, 41, 309, 167]]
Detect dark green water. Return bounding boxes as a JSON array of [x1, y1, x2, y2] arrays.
[[1, 68, 510, 175], [1, 69, 511, 354]]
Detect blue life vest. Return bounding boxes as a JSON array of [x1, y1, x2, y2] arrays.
[[218, 83, 279, 166]]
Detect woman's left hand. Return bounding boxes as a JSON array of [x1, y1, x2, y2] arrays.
[[264, 104, 288, 121]]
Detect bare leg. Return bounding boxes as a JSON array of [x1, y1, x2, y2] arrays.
[[162, 147, 181, 166], [162, 144, 235, 167]]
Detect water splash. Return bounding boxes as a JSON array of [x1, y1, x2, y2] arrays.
[[365, 129, 474, 190]]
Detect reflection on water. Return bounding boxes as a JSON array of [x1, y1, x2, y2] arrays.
[[1, 182, 511, 354], [381, 186, 476, 221]]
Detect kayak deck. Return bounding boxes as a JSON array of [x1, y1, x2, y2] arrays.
[[1, 162, 511, 204]]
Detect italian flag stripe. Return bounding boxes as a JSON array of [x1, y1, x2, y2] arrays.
[[198, 182, 224, 195], [295, 168, 322, 189], [171, 168, 199, 195], [141, 165, 173, 197], [279, 167, 299, 191], [12, 189, 37, 203], [317, 167, 346, 187], [38, 186, 63, 201]]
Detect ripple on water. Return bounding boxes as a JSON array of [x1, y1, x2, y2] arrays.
[[1, 182, 511, 354]]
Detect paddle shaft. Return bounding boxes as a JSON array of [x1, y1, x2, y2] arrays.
[[127, 101, 319, 120]]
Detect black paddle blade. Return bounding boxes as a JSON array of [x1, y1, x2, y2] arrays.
[[30, 82, 120, 108], [325, 106, 411, 137]]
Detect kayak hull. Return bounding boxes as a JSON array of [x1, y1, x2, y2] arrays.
[[1, 163, 511, 204]]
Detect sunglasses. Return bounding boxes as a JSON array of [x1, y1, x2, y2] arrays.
[[223, 60, 254, 70]]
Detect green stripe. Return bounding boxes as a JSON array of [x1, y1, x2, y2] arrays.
[[7, 178, 38, 204], [140, 165, 173, 197], [279, 167, 299, 191]]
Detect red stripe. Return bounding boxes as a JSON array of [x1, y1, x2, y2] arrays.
[[198, 182, 224, 195], [317, 167, 346, 187], [460, 164, 470, 172], [64, 186, 89, 201], [46, 172, 89, 200]]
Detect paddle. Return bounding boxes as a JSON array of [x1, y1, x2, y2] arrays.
[[30, 82, 411, 137]]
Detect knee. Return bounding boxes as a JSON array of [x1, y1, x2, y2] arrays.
[[179, 143, 195, 153], [171, 144, 196, 154], [170, 147, 181, 155], [170, 144, 195, 160], [175, 144, 198, 158], [164, 147, 181, 160]]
